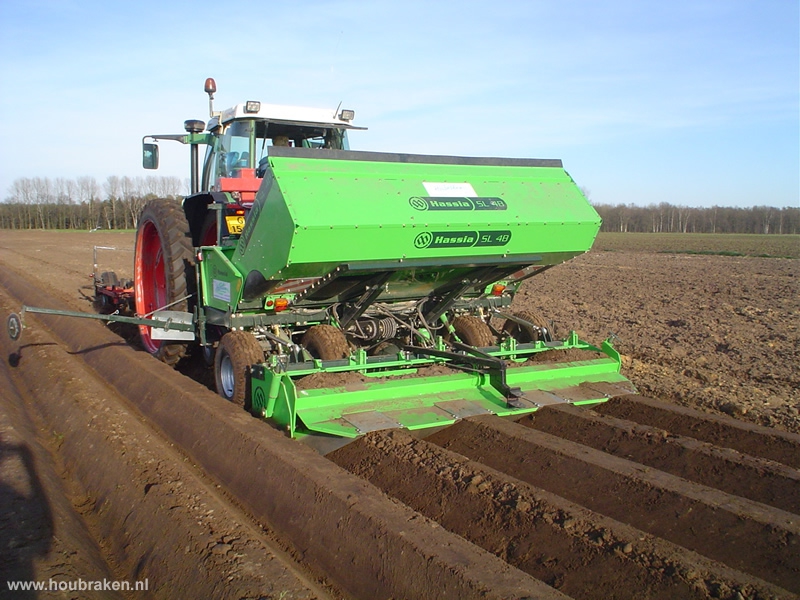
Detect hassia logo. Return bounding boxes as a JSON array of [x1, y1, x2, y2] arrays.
[[414, 230, 512, 249], [409, 197, 507, 211]]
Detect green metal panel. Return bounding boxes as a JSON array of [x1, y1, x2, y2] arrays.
[[233, 150, 601, 284], [233, 169, 295, 282], [207, 147, 634, 439], [199, 246, 245, 310], [248, 337, 630, 438], [251, 351, 628, 438]]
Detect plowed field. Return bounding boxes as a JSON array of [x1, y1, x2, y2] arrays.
[[1, 230, 798, 599]]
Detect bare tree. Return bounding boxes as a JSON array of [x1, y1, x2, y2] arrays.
[[760, 207, 773, 235], [54, 177, 76, 229], [77, 176, 100, 229], [127, 177, 149, 227], [10, 178, 35, 229], [104, 175, 121, 229], [31, 177, 54, 229]]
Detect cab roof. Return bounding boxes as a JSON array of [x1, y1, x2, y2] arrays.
[[216, 102, 366, 130]]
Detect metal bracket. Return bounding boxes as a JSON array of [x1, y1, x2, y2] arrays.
[[16, 305, 195, 335], [492, 309, 554, 342], [404, 343, 525, 408], [149, 310, 196, 341], [422, 265, 522, 325], [337, 272, 393, 329]]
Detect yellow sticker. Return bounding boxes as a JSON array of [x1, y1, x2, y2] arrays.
[[225, 215, 246, 234]]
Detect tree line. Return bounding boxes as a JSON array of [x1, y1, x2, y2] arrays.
[[0, 175, 184, 230], [594, 203, 799, 235], [1, 175, 797, 234]]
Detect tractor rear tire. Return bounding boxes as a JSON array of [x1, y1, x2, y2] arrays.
[[302, 325, 349, 360], [134, 199, 195, 366], [452, 315, 495, 347], [502, 310, 555, 343], [215, 331, 264, 408]]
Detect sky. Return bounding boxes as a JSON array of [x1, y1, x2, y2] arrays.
[[0, 0, 797, 208]]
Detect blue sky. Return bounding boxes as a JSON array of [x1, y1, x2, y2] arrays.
[[0, 0, 797, 208]]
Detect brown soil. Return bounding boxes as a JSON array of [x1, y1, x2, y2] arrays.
[[426, 415, 799, 591], [1, 230, 798, 599], [0, 361, 125, 599], [0, 233, 554, 599], [329, 423, 796, 599], [0, 287, 329, 598], [506, 249, 799, 433], [520, 403, 800, 512]]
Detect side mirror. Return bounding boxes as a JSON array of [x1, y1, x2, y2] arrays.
[[143, 143, 159, 169]]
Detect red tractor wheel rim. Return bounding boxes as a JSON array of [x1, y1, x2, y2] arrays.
[[135, 220, 168, 354]]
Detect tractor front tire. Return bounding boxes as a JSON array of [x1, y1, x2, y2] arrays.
[[302, 325, 349, 360], [215, 331, 264, 408], [134, 199, 195, 366], [452, 315, 495, 347], [502, 310, 555, 343]]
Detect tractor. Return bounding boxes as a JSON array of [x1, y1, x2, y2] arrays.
[[10, 78, 633, 444]]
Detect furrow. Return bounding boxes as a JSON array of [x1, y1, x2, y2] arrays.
[[428, 415, 800, 593], [521, 403, 800, 513], [594, 395, 800, 468], [330, 430, 792, 600]]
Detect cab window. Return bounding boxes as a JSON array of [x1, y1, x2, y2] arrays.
[[223, 120, 254, 176]]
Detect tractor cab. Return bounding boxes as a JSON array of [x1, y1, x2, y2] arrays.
[[142, 78, 364, 247], [201, 103, 361, 205]]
